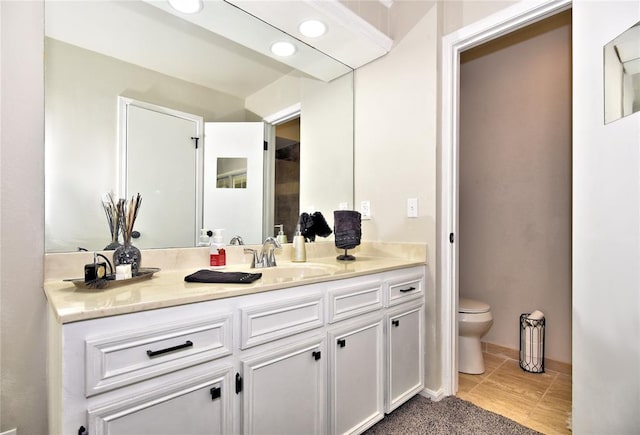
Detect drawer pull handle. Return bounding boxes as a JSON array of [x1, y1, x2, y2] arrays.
[[392, 319, 400, 327], [337, 338, 346, 348], [399, 286, 416, 293], [146, 340, 193, 358]]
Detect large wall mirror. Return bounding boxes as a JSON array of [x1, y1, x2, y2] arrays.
[[44, 0, 354, 252]]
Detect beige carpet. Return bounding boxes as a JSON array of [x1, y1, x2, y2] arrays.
[[364, 395, 542, 435]]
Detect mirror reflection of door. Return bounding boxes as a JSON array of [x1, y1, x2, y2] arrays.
[[203, 122, 264, 244], [121, 99, 203, 249], [274, 117, 301, 241]]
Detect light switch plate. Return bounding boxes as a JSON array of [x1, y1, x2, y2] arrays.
[[407, 198, 418, 218], [360, 200, 371, 219]]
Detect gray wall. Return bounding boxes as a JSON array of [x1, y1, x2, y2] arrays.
[[459, 11, 572, 363]]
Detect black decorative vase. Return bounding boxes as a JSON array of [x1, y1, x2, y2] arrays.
[[113, 243, 141, 276]]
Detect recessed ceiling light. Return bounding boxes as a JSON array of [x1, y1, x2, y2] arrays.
[[271, 41, 296, 57], [168, 0, 203, 14], [299, 20, 327, 38]]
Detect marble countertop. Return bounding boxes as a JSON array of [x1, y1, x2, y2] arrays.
[[44, 253, 425, 324]]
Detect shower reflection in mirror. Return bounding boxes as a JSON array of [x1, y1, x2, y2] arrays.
[[604, 20, 640, 124]]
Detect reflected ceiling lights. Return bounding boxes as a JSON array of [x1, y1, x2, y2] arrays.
[[270, 41, 296, 57], [299, 20, 327, 38], [168, 0, 203, 14]]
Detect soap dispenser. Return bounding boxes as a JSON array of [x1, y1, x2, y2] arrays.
[[292, 225, 306, 263], [275, 225, 288, 244], [198, 229, 213, 247], [209, 229, 226, 269]]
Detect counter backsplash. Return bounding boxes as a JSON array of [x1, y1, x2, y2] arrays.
[[44, 241, 428, 282]]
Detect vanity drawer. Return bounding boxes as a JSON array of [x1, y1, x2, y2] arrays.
[[327, 280, 383, 323], [240, 294, 324, 349], [85, 313, 233, 397], [386, 273, 424, 307]]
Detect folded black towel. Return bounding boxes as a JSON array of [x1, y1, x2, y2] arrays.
[[184, 270, 262, 284], [334, 210, 362, 250]]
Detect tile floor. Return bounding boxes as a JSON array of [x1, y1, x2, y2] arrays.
[[457, 352, 572, 434]]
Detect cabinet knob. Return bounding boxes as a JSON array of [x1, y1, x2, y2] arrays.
[[392, 319, 400, 327], [210, 386, 221, 401], [337, 338, 346, 348], [312, 350, 321, 360]]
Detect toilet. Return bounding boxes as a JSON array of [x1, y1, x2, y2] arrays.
[[458, 297, 493, 374]]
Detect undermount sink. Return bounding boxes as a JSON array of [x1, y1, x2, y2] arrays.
[[254, 262, 340, 281]]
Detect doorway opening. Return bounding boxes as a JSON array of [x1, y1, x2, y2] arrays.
[[439, 0, 572, 398], [274, 117, 301, 241]]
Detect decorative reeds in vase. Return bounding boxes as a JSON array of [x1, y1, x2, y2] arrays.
[[113, 193, 142, 276], [102, 193, 121, 250]]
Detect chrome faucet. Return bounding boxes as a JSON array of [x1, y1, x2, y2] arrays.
[[244, 237, 282, 268], [229, 235, 244, 245]]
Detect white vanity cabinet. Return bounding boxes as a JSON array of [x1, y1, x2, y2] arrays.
[[48, 265, 426, 435], [386, 302, 424, 413], [328, 315, 385, 434], [241, 336, 326, 435], [86, 363, 235, 435], [49, 300, 237, 435]]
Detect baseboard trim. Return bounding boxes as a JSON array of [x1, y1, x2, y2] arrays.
[[420, 387, 446, 401], [482, 341, 572, 375]]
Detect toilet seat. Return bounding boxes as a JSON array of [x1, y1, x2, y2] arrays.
[[459, 298, 490, 314]]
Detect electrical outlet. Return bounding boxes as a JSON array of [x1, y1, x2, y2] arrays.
[[338, 202, 349, 210], [360, 200, 371, 220], [407, 198, 418, 218]]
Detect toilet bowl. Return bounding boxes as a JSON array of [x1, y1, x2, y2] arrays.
[[458, 297, 493, 374]]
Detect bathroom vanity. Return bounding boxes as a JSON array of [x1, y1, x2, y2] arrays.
[[45, 250, 426, 435]]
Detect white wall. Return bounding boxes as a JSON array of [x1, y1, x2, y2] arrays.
[[354, 3, 438, 389], [573, 1, 640, 432], [0, 1, 47, 433]]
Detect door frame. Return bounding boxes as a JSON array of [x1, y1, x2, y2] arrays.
[[439, 0, 571, 396], [117, 97, 204, 246], [263, 103, 301, 241]]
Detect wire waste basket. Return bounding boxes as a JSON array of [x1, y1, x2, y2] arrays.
[[519, 312, 545, 373]]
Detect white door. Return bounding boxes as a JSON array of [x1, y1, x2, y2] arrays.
[[204, 122, 264, 245], [122, 99, 202, 249]]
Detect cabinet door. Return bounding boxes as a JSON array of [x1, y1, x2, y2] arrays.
[[386, 304, 424, 413], [329, 317, 384, 435], [242, 337, 326, 435], [87, 365, 234, 435]]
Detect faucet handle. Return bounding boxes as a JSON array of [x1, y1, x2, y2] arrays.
[[243, 248, 260, 268], [266, 249, 278, 267]]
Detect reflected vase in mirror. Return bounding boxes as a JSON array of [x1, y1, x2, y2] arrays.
[[102, 193, 121, 250], [113, 194, 142, 276], [334, 210, 362, 261]]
